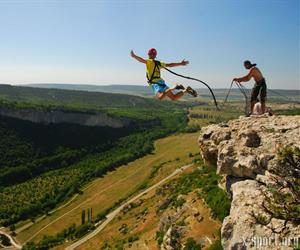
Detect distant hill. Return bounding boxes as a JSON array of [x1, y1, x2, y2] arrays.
[[24, 83, 151, 96], [195, 88, 300, 102], [0, 84, 186, 111], [22, 83, 300, 102]]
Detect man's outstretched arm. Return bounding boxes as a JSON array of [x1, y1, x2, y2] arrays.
[[130, 50, 146, 64], [233, 71, 253, 82], [165, 59, 189, 67]]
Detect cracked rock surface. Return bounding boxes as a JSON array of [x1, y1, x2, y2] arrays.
[[198, 115, 300, 250]]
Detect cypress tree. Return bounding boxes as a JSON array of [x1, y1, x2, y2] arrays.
[[88, 208, 91, 223], [91, 208, 93, 223], [81, 210, 85, 225]]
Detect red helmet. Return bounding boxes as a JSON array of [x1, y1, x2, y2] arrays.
[[148, 48, 157, 56]]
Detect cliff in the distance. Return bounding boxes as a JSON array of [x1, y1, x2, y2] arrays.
[[0, 107, 131, 128], [198, 115, 300, 250]]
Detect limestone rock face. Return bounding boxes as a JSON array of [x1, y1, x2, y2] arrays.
[[198, 115, 300, 178], [0, 107, 132, 127], [161, 225, 182, 250], [198, 115, 300, 250]]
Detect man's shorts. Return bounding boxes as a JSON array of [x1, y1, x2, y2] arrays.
[[251, 78, 267, 102], [151, 79, 170, 95]]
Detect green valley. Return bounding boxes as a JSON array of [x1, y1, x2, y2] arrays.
[[0, 85, 191, 228], [0, 84, 299, 250]]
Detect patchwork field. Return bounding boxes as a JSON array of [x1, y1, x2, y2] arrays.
[[16, 132, 201, 245], [67, 173, 221, 250]]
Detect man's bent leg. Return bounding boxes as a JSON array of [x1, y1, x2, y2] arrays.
[[261, 101, 266, 113], [156, 92, 166, 100], [251, 101, 256, 114], [250, 85, 260, 114], [166, 90, 184, 101], [260, 83, 267, 113]]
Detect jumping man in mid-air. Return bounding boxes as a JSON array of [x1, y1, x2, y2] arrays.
[[130, 48, 197, 100], [233, 60, 267, 114]]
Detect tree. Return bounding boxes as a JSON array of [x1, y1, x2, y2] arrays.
[[88, 208, 91, 223], [81, 210, 85, 225], [0, 234, 11, 247], [9, 224, 16, 231], [91, 208, 93, 223], [183, 237, 201, 250]]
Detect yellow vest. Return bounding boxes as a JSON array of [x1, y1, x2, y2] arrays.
[[146, 59, 166, 83]]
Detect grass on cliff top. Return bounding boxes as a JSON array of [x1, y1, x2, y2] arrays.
[[187, 105, 242, 129]]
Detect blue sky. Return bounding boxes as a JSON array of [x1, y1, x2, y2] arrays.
[[0, 0, 299, 89]]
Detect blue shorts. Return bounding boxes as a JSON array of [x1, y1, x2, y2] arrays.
[[150, 80, 170, 95]]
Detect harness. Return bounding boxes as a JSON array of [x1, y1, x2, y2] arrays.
[[146, 60, 165, 86]]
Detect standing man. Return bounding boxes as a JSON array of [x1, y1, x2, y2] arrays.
[[233, 60, 267, 114], [130, 48, 197, 101]]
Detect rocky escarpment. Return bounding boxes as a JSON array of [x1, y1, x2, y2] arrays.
[[0, 107, 131, 128], [198, 115, 300, 250]]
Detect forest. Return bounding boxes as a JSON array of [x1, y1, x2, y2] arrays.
[[0, 93, 190, 227]]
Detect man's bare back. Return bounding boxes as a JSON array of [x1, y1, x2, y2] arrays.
[[234, 66, 264, 83], [249, 67, 264, 82]]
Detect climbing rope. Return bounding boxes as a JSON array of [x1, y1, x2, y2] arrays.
[[224, 80, 300, 116], [223, 80, 251, 115], [267, 89, 300, 104], [161, 66, 219, 110]]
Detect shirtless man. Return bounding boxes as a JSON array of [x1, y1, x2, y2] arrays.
[[233, 60, 267, 114]]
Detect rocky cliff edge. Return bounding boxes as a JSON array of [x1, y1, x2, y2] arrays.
[[198, 115, 300, 250]]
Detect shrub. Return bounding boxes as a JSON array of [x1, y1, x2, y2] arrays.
[[207, 239, 223, 250], [263, 146, 300, 222], [155, 231, 164, 246], [128, 235, 139, 243], [75, 223, 93, 238], [183, 237, 201, 250], [160, 164, 230, 221]]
